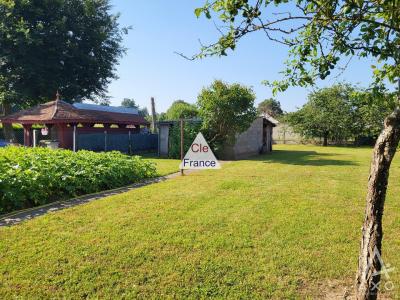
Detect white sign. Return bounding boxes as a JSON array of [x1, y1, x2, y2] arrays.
[[41, 127, 49, 136], [179, 132, 221, 169]]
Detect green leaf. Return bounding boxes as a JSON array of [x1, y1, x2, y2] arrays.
[[194, 8, 203, 18]]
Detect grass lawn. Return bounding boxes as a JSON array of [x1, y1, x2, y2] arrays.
[[1, 145, 399, 299], [143, 156, 180, 176]]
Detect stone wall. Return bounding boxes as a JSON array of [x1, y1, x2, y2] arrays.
[[159, 125, 170, 157], [221, 118, 270, 160], [272, 123, 302, 144]]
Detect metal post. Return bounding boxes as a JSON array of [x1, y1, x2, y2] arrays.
[[32, 129, 37, 147], [180, 119, 184, 176], [104, 130, 107, 151], [73, 125, 77, 152], [128, 130, 132, 155]]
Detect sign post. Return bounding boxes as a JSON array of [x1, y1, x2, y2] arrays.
[[180, 119, 184, 176]]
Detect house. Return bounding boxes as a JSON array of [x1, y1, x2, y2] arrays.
[[158, 114, 278, 159], [0, 96, 149, 151]]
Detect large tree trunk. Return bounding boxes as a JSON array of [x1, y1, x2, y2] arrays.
[[356, 104, 400, 299], [1, 103, 16, 142], [323, 133, 328, 146]]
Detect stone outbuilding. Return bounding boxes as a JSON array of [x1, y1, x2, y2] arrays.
[[158, 114, 278, 159], [221, 114, 278, 160]]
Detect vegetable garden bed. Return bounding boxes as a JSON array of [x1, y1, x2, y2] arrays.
[[0, 147, 156, 214]]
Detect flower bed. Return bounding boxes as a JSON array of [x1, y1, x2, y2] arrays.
[[0, 147, 156, 214]]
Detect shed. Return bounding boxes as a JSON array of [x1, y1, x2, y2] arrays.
[[157, 114, 278, 159], [0, 96, 149, 149], [221, 114, 278, 160]]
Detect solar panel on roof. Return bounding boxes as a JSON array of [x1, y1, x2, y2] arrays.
[[73, 103, 139, 115]]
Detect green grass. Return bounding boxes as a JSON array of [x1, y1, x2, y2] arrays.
[[1, 145, 399, 299], [143, 156, 180, 176]]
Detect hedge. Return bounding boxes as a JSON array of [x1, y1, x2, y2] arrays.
[[168, 121, 202, 159], [0, 147, 157, 214]]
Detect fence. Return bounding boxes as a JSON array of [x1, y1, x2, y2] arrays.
[[0, 127, 24, 144], [77, 132, 158, 154]]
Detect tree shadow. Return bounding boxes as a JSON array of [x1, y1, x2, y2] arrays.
[[252, 150, 358, 166]]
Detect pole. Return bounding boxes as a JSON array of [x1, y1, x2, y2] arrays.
[[32, 130, 37, 147], [180, 119, 184, 176], [150, 97, 157, 133], [73, 125, 77, 152], [128, 130, 132, 155], [104, 130, 107, 152]]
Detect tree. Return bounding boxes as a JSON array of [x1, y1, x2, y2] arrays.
[[257, 98, 283, 117], [197, 80, 257, 155], [193, 1, 400, 298], [0, 0, 127, 140], [121, 98, 149, 117], [121, 98, 138, 109], [164, 100, 198, 120], [350, 91, 397, 145], [287, 84, 356, 146]]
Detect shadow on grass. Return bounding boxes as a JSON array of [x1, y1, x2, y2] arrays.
[[253, 150, 358, 166]]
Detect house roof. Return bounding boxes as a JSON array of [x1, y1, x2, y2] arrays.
[[261, 113, 279, 127], [0, 100, 149, 126]]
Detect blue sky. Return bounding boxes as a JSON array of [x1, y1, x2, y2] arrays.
[[107, 1, 376, 113]]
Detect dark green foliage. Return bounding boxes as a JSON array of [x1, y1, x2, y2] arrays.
[[286, 84, 397, 145], [257, 98, 283, 118], [165, 100, 198, 120], [0, 147, 156, 214], [350, 91, 397, 141], [121, 98, 149, 117], [197, 80, 257, 155], [0, 0, 127, 107], [168, 121, 202, 159], [121, 98, 138, 109], [286, 84, 356, 144]]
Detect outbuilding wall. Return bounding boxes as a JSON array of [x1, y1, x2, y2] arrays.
[[158, 124, 170, 157], [221, 117, 273, 160]]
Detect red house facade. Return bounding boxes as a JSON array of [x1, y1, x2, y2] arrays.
[[0, 98, 149, 149]]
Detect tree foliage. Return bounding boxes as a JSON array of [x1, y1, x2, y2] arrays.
[[121, 98, 149, 117], [0, 0, 127, 107], [287, 84, 356, 145], [197, 80, 257, 154], [286, 84, 397, 145], [192, 0, 399, 92], [165, 100, 198, 120], [257, 98, 283, 117]]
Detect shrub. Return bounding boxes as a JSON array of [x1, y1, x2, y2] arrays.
[[0, 147, 156, 214], [168, 121, 202, 159]]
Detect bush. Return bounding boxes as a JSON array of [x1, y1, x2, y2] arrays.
[[168, 121, 202, 159], [0, 147, 157, 214]]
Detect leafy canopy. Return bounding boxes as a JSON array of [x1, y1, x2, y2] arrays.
[[197, 80, 257, 153], [165, 100, 199, 120], [193, 0, 400, 93], [287, 84, 357, 143], [0, 0, 127, 106], [286, 84, 397, 143], [120, 98, 149, 117], [257, 98, 284, 117]]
